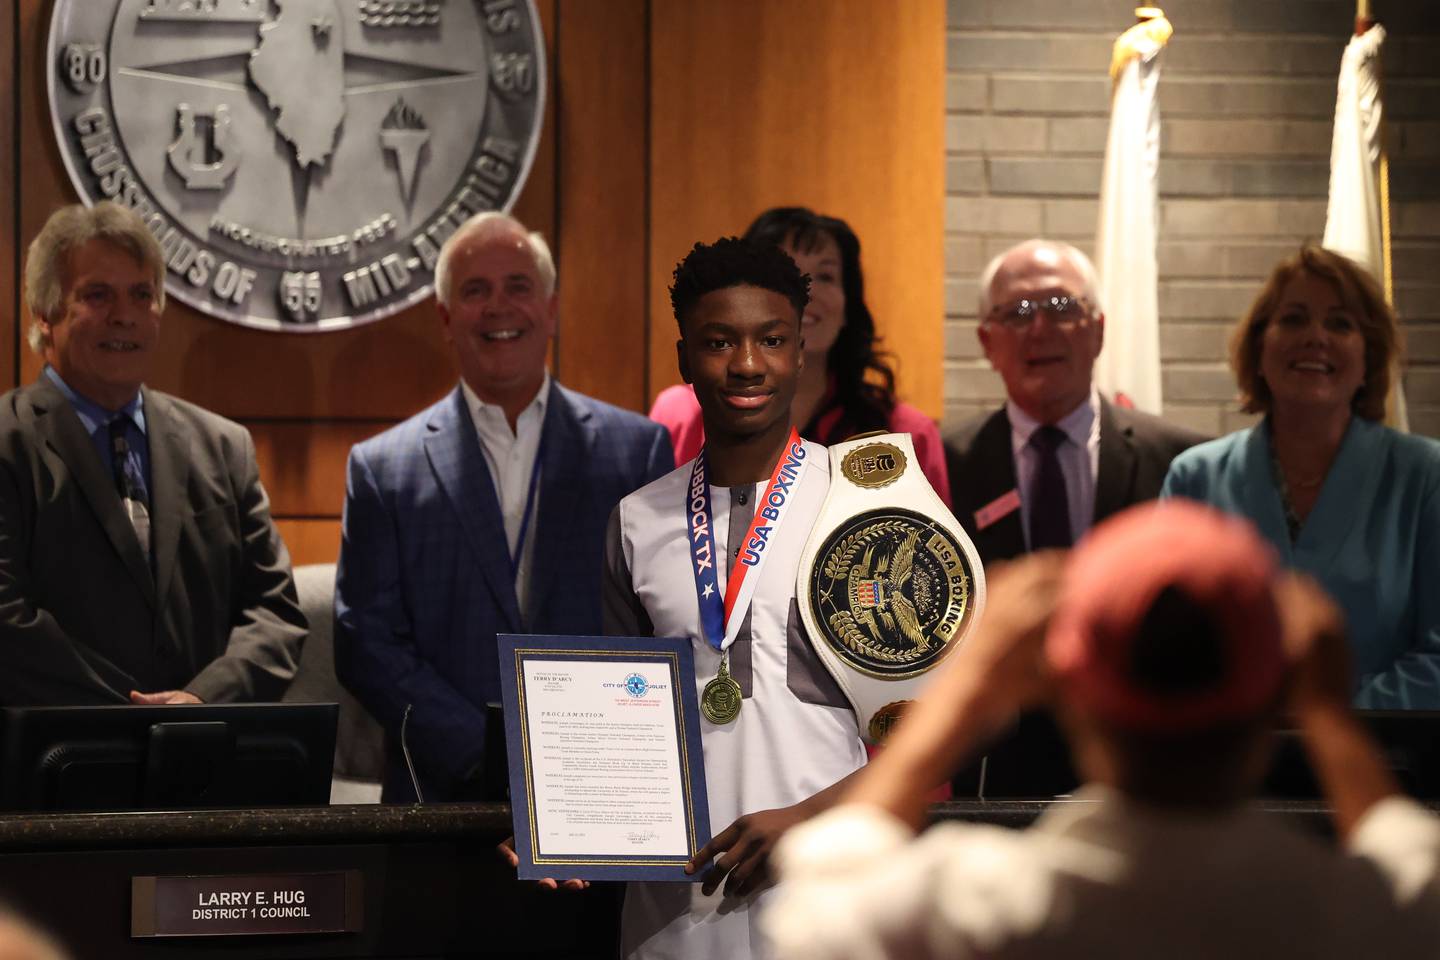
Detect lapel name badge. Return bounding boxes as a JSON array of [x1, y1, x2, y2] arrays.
[[974, 489, 1022, 531]]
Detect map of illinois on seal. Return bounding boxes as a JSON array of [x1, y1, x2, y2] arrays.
[[249, 0, 346, 169], [47, 0, 546, 331]]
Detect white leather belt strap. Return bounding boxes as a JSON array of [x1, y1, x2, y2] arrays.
[[797, 432, 986, 743]]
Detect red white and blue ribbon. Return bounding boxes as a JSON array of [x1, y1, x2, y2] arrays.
[[686, 428, 808, 652]]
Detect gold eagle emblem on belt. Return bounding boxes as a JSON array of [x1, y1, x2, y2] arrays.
[[808, 509, 976, 679]]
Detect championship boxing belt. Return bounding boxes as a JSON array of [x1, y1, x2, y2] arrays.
[[797, 432, 986, 744]]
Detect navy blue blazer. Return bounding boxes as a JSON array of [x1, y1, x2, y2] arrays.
[[334, 381, 673, 801]]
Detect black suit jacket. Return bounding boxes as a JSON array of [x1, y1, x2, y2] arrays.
[[944, 399, 1207, 566], [0, 377, 307, 705]]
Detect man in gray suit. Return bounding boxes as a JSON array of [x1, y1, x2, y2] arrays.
[[0, 202, 305, 705], [945, 239, 1205, 566]]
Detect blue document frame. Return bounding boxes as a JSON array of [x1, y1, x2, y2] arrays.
[[498, 634, 711, 882]]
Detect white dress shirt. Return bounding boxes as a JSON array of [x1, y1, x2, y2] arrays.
[[460, 371, 549, 616], [767, 788, 1440, 960], [1007, 389, 1100, 548]]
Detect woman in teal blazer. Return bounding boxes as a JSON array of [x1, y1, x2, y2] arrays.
[[1163, 246, 1440, 709]]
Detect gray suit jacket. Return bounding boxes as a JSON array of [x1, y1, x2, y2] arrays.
[[944, 399, 1206, 566], [0, 377, 306, 705]]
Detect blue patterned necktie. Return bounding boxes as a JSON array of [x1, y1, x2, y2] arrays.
[[1028, 425, 1072, 549], [108, 418, 151, 559]]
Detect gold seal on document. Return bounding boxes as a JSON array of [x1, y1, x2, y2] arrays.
[[808, 509, 976, 680], [839, 442, 907, 489], [868, 700, 912, 743], [701, 656, 742, 724]]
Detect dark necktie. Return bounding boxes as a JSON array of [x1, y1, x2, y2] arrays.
[[108, 418, 151, 558], [1028, 425, 1072, 549]]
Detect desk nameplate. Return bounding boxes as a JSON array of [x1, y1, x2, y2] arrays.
[[131, 870, 362, 938]]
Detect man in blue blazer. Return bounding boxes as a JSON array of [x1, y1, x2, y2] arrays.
[[334, 212, 673, 802]]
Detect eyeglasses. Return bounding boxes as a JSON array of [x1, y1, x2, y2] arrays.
[[985, 295, 1093, 330]]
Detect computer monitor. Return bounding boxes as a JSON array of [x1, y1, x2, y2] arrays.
[[951, 709, 1440, 802], [950, 710, 1079, 800], [0, 703, 338, 811], [1264, 710, 1440, 800]]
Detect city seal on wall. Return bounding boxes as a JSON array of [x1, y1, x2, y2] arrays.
[[47, 0, 546, 332], [808, 508, 977, 680]]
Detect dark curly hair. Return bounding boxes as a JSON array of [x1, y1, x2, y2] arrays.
[[744, 207, 897, 440], [669, 236, 810, 330]]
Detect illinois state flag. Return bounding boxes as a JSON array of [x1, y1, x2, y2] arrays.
[[1322, 23, 1408, 430], [1094, 11, 1171, 415]]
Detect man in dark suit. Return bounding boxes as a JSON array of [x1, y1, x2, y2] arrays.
[[945, 239, 1204, 566], [0, 202, 306, 706], [335, 212, 673, 802]]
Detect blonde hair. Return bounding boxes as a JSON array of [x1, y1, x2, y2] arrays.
[[24, 202, 165, 353]]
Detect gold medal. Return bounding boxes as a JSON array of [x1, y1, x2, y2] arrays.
[[700, 654, 742, 724]]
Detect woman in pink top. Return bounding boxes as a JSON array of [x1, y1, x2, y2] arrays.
[[650, 207, 951, 505]]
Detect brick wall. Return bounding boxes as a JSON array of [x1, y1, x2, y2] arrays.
[[944, 0, 1440, 439]]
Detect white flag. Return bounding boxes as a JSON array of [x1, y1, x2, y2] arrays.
[[1094, 14, 1170, 416], [1323, 25, 1407, 430]]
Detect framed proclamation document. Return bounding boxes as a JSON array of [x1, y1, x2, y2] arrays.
[[497, 635, 711, 882]]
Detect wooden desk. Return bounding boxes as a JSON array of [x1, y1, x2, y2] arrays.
[[0, 800, 1360, 958]]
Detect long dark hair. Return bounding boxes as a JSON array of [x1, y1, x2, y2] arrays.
[[743, 207, 897, 439]]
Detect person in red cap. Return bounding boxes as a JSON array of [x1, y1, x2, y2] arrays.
[[763, 501, 1440, 960]]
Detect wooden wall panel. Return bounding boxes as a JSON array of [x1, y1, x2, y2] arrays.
[[17, 0, 559, 421], [648, 0, 946, 417], [18, 0, 84, 387], [249, 420, 393, 518], [554, 0, 648, 411], [9, 1, 948, 567], [15, 0, 559, 564], [275, 519, 342, 569], [512, 0, 560, 278], [2, 5, 15, 391]]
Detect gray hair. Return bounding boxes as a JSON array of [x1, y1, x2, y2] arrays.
[[977, 239, 1102, 319], [434, 211, 556, 304], [24, 202, 166, 354]]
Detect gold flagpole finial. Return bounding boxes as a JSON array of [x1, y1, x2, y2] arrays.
[[1356, 0, 1376, 34], [1111, 7, 1172, 80]]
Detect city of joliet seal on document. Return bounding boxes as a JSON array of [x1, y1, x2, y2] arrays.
[[48, 0, 546, 332]]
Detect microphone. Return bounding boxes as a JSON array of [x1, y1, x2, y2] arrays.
[[401, 703, 425, 803]]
